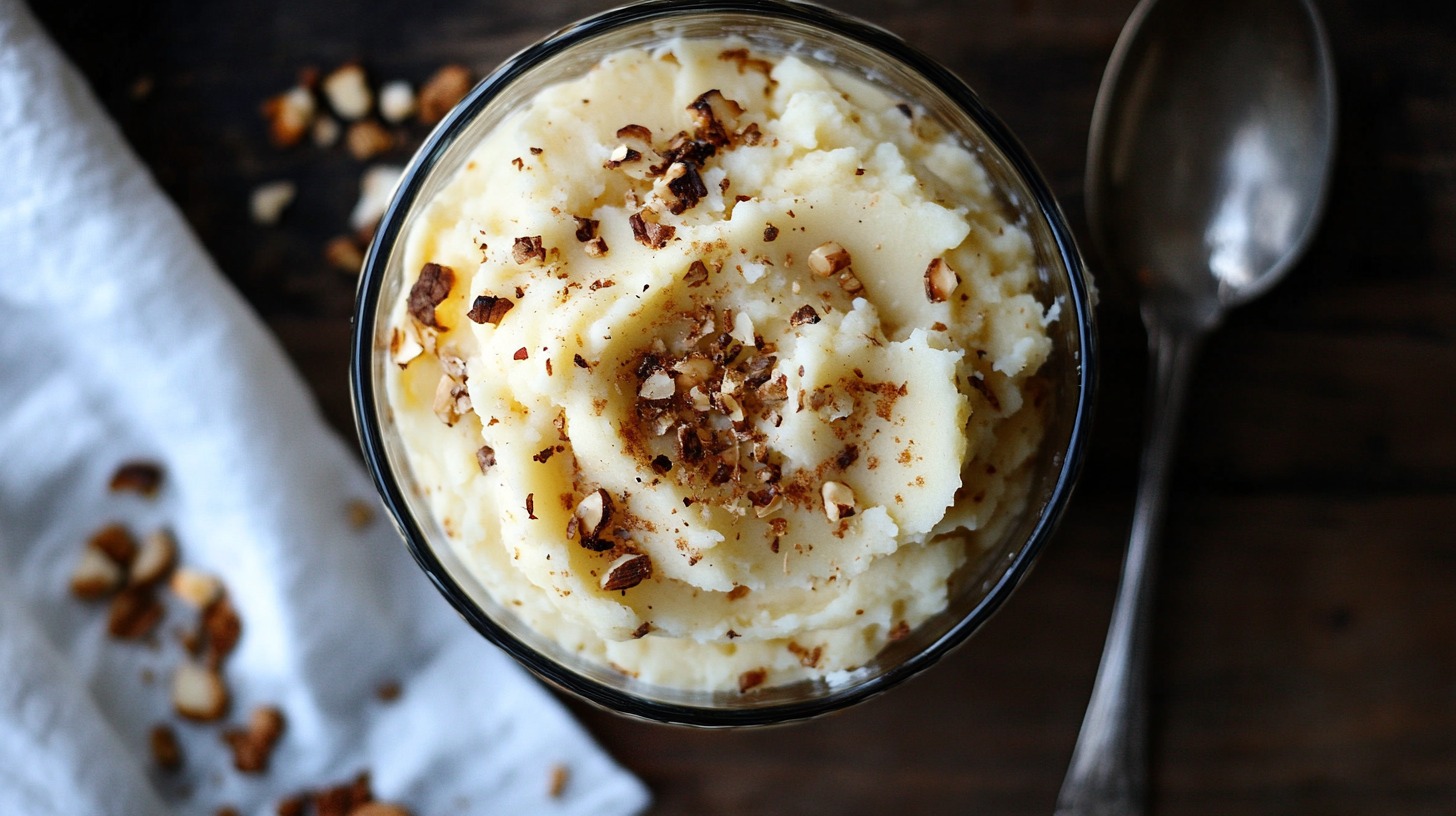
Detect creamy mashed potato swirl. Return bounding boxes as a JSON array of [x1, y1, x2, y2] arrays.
[[385, 39, 1056, 691]]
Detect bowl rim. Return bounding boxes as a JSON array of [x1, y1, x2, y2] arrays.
[[350, 0, 1098, 727]]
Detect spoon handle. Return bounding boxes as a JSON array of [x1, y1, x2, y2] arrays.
[[1054, 320, 1204, 816]]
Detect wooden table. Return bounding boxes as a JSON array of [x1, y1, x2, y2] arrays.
[[36, 0, 1454, 812]]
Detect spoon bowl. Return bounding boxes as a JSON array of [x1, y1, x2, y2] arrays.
[[1086, 0, 1337, 330], [1058, 0, 1335, 812]]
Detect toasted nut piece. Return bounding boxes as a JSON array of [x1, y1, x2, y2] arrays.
[[350, 164, 404, 233], [688, 89, 745, 146], [808, 241, 852, 277], [466, 294, 514, 325], [511, 235, 546, 264], [719, 392, 745, 422], [789, 304, 821, 327], [837, 270, 864, 294], [129, 529, 177, 587], [109, 461, 163, 496], [476, 445, 496, 474], [172, 661, 228, 721], [407, 262, 454, 329], [738, 668, 767, 692], [676, 424, 705, 462], [752, 490, 783, 519], [432, 373, 472, 427], [260, 86, 316, 148], [70, 547, 123, 599], [924, 257, 959, 302], [683, 260, 710, 287], [169, 567, 222, 608], [638, 370, 675, 400], [249, 181, 296, 225], [821, 480, 857, 522], [324, 235, 365, 273], [151, 724, 183, 771], [391, 326, 426, 369], [672, 355, 715, 388], [346, 120, 394, 160], [353, 805, 413, 816], [583, 237, 609, 257], [378, 80, 416, 123], [202, 595, 242, 664], [629, 212, 675, 249], [548, 764, 570, 799], [601, 553, 652, 591], [312, 115, 341, 147], [322, 62, 372, 120], [418, 64, 473, 123], [223, 705, 286, 773], [88, 523, 138, 566], [575, 489, 614, 542], [573, 216, 599, 242]]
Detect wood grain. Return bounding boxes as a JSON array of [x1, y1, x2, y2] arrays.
[[32, 0, 1456, 813]]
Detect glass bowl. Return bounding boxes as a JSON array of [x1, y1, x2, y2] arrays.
[[351, 0, 1096, 727]]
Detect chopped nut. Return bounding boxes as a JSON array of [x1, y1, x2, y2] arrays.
[[683, 260, 710, 287], [651, 454, 673, 474], [688, 89, 744, 147], [476, 445, 496, 474], [719, 392, 745, 422], [250, 181, 296, 225], [224, 705, 286, 773], [750, 487, 783, 518], [738, 668, 767, 692], [107, 587, 164, 639], [575, 489, 614, 545], [822, 480, 857, 523], [109, 461, 163, 496], [202, 595, 243, 665], [763, 224, 779, 242], [170, 568, 222, 609], [322, 62, 372, 120], [378, 80, 415, 123], [432, 372, 472, 426], [512, 235, 546, 264], [808, 241, 852, 277], [311, 772, 376, 816], [548, 764, 570, 799], [352, 805, 412, 816], [639, 370, 675, 400], [419, 64, 473, 123], [601, 553, 652, 592], [151, 724, 183, 771], [70, 546, 123, 599], [574, 216, 599, 242], [583, 237, 609, 257], [629, 212, 675, 248], [260, 86, 316, 148], [837, 270, 864, 294], [349, 164, 403, 233], [346, 499, 376, 530], [345, 120, 394, 160], [324, 235, 365, 273], [407, 262, 454, 329], [835, 444, 860, 470], [924, 257, 959, 302], [672, 355, 715, 388], [312, 114, 341, 147], [789, 305, 821, 327], [758, 374, 789, 403], [172, 661, 229, 721], [467, 294, 514, 325], [659, 161, 708, 214], [617, 123, 653, 143], [676, 425, 705, 463], [89, 523, 138, 566], [605, 143, 642, 168], [129, 529, 178, 587]]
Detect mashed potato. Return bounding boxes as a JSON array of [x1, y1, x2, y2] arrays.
[[384, 39, 1055, 692]]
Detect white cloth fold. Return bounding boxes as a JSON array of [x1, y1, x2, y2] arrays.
[[0, 1, 650, 813]]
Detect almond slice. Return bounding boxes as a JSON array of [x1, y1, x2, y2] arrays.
[[924, 257, 959, 302], [821, 481, 857, 523], [601, 553, 652, 592], [638, 370, 676, 400], [172, 661, 229, 721], [575, 488, 614, 545], [808, 241, 852, 277]]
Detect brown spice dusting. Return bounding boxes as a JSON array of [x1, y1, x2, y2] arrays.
[[407, 263, 454, 329], [738, 668, 767, 692], [109, 461, 164, 496], [467, 294, 514, 325], [512, 235, 546, 264]]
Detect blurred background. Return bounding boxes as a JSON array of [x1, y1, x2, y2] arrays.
[[30, 0, 1454, 813]]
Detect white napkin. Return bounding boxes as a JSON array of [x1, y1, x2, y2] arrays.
[[0, 2, 650, 814]]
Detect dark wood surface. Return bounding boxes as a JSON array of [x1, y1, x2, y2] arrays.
[[34, 0, 1455, 813]]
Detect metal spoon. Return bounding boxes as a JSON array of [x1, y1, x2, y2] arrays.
[[1056, 0, 1336, 813]]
